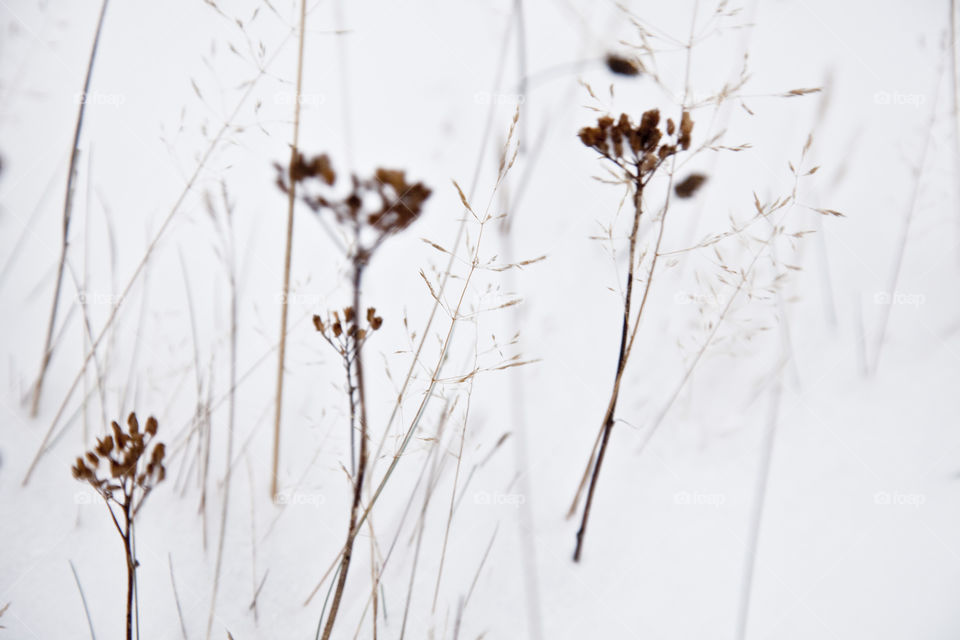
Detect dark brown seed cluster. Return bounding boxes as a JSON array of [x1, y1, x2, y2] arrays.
[[72, 413, 166, 499], [276, 154, 431, 249], [674, 173, 708, 199], [313, 306, 383, 356], [578, 108, 695, 181]]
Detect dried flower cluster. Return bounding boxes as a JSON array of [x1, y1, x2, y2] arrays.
[[72, 412, 166, 507], [72, 412, 165, 640], [276, 153, 431, 258], [578, 109, 694, 183], [313, 306, 383, 357]]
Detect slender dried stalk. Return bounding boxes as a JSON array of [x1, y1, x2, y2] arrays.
[[272, 0, 309, 500], [206, 191, 239, 640], [168, 554, 188, 640], [31, 0, 109, 417], [736, 358, 785, 640], [320, 263, 368, 640], [122, 505, 135, 640], [573, 184, 644, 561], [70, 560, 97, 640]]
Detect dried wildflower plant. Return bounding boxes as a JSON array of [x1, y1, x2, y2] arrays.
[[72, 412, 166, 640], [313, 306, 384, 475], [276, 151, 430, 640], [571, 107, 696, 561]]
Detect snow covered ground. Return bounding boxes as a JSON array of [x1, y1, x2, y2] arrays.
[[0, 1, 957, 638]]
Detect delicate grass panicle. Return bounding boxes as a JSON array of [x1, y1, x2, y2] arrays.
[[278, 152, 430, 640], [72, 413, 166, 640]]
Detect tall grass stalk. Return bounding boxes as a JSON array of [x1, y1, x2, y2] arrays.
[[31, 0, 110, 417], [271, 0, 308, 500]]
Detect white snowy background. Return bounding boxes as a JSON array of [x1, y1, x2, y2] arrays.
[[0, 0, 957, 638]]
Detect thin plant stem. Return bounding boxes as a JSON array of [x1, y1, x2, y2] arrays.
[[69, 560, 97, 640], [122, 496, 135, 640], [272, 0, 309, 500], [31, 0, 109, 417], [320, 261, 368, 640], [573, 184, 643, 561], [206, 198, 239, 640], [168, 554, 189, 640], [735, 357, 786, 640]]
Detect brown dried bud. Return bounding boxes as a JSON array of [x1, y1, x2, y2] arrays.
[[368, 307, 383, 330], [312, 315, 324, 332], [605, 53, 641, 77], [112, 421, 128, 449], [578, 127, 600, 149], [679, 111, 694, 150], [95, 436, 114, 457], [127, 413, 139, 435], [640, 153, 658, 174], [637, 109, 661, 152], [145, 416, 158, 436], [73, 457, 89, 477], [639, 109, 660, 134], [674, 173, 708, 199], [658, 144, 676, 160]]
